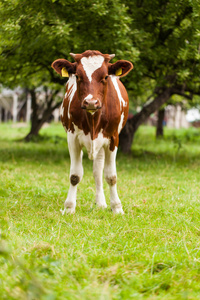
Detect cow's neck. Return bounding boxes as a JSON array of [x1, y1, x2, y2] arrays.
[[85, 110, 102, 140]]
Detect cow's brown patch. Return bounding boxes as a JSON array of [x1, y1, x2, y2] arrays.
[[70, 175, 80, 186], [106, 175, 117, 186]]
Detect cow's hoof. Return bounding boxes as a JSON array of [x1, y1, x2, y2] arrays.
[[113, 208, 124, 214], [64, 201, 76, 214], [60, 207, 75, 215], [60, 208, 66, 215], [95, 194, 107, 209], [66, 207, 75, 214], [112, 205, 124, 214], [96, 202, 107, 209]]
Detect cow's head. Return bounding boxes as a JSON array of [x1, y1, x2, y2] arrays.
[[51, 50, 133, 113]]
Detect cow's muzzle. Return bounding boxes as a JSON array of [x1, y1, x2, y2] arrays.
[[81, 98, 101, 112]]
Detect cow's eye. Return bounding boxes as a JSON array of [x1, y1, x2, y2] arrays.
[[101, 75, 109, 83], [75, 74, 79, 80]]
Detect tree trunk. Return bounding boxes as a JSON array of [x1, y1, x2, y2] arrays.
[[118, 118, 134, 153], [119, 87, 173, 153], [24, 89, 61, 141], [156, 108, 165, 138], [25, 119, 45, 141]]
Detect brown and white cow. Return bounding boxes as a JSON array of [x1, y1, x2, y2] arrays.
[[52, 50, 133, 214]]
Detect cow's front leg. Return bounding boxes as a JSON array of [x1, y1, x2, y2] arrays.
[[62, 132, 83, 214], [93, 147, 107, 209], [104, 146, 124, 214]]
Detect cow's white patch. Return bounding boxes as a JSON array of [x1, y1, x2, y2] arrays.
[[64, 75, 77, 119], [60, 102, 64, 118], [93, 147, 107, 208], [81, 55, 104, 82], [118, 112, 124, 133], [104, 147, 124, 214], [110, 75, 126, 109], [72, 123, 109, 160], [64, 131, 83, 214], [84, 94, 93, 100]]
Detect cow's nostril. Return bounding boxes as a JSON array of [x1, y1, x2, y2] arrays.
[[82, 98, 100, 110]]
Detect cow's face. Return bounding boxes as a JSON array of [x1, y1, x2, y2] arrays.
[[51, 50, 133, 114]]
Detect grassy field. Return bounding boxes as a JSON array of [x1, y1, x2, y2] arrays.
[[1, 122, 200, 300]]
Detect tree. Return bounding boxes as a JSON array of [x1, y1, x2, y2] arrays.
[[119, 0, 200, 152], [25, 87, 61, 141]]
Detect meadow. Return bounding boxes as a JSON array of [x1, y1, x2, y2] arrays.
[[0, 122, 200, 300]]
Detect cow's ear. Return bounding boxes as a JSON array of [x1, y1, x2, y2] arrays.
[[51, 59, 76, 77], [108, 60, 133, 77]]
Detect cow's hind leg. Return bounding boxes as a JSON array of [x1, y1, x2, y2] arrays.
[[62, 132, 83, 214], [104, 147, 124, 214], [93, 148, 107, 208]]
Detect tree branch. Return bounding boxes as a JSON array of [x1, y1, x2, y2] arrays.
[[171, 87, 193, 100]]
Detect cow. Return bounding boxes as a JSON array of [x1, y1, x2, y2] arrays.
[[51, 50, 133, 214]]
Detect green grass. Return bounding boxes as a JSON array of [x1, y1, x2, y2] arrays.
[[1, 122, 200, 299]]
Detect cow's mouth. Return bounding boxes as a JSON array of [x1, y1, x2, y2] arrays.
[[88, 108, 101, 114], [81, 106, 101, 114]]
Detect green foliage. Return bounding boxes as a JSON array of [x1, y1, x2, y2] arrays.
[[1, 123, 200, 299], [124, 0, 200, 102], [1, 0, 200, 94], [0, 0, 137, 89]]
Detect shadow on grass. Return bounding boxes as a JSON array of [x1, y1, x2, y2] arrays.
[[0, 143, 199, 170], [18, 134, 67, 144], [118, 145, 200, 167], [0, 135, 70, 165], [0, 127, 200, 166]]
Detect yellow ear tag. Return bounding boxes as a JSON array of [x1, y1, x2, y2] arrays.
[[61, 67, 69, 77], [115, 68, 122, 76]]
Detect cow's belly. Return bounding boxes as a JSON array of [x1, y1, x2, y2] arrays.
[[70, 123, 109, 160]]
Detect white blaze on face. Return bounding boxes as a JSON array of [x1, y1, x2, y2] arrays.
[[84, 94, 96, 115], [64, 74, 77, 119], [84, 94, 93, 100], [81, 55, 104, 82], [110, 75, 126, 109]]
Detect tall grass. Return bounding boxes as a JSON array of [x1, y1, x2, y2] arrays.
[[0, 123, 200, 299]]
